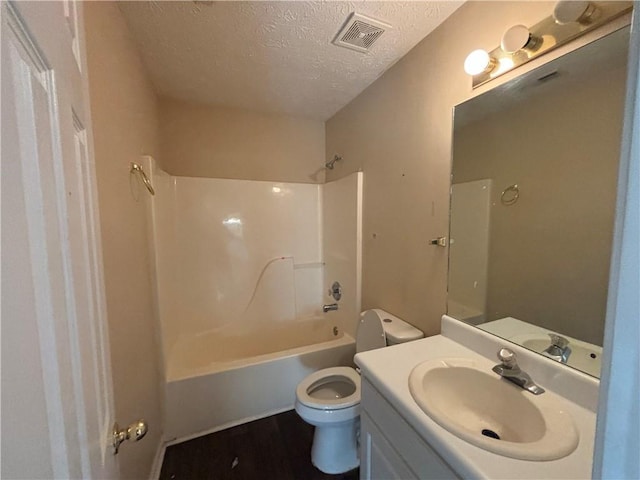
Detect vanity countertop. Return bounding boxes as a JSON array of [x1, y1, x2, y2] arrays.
[[355, 329, 598, 479]]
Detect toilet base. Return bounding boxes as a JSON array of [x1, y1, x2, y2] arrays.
[[311, 417, 360, 474]]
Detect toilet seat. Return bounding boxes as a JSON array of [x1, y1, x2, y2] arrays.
[[295, 366, 361, 410]]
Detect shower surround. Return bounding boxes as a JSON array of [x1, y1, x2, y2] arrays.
[[144, 158, 362, 440]]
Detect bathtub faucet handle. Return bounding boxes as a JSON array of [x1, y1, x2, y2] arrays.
[[323, 303, 339, 313]]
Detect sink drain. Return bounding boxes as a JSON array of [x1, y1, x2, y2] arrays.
[[481, 429, 501, 440]]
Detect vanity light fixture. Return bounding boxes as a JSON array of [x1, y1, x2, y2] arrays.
[[498, 57, 515, 71], [463, 0, 631, 88], [501, 25, 541, 54], [463, 49, 496, 76], [553, 1, 598, 25]]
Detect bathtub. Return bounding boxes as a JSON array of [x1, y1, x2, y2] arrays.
[[164, 319, 355, 442]]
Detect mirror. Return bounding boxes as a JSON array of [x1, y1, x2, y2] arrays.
[[448, 27, 629, 378]]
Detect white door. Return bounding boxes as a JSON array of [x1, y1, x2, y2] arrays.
[[1, 1, 117, 478], [593, 8, 640, 478]]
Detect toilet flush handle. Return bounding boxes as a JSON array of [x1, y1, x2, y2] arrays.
[[429, 236, 447, 247]]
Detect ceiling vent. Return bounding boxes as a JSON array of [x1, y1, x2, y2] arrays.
[[333, 13, 391, 53]]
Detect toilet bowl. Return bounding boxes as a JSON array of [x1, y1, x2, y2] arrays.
[[294, 309, 423, 474]]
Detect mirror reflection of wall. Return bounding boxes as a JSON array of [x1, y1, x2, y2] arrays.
[[449, 27, 629, 377]]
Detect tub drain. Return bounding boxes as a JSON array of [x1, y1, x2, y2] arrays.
[[481, 429, 500, 440]]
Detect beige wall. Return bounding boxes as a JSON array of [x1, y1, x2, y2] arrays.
[[453, 64, 626, 345], [159, 98, 326, 183], [85, 3, 163, 478], [325, 1, 626, 337]]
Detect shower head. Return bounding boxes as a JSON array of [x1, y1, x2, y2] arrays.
[[325, 154, 342, 170]]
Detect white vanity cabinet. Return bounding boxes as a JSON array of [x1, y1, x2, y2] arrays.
[[361, 413, 417, 479], [359, 378, 459, 480], [356, 322, 599, 480]]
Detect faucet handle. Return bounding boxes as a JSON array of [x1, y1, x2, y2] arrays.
[[497, 348, 518, 369], [548, 333, 569, 348]]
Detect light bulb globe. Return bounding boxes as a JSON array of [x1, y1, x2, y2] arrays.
[[464, 49, 493, 76]]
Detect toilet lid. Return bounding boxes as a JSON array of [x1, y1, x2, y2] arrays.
[[296, 366, 361, 410], [356, 310, 386, 353]]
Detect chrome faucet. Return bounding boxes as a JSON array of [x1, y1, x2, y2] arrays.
[[492, 348, 545, 395], [542, 334, 571, 364], [322, 303, 339, 313]]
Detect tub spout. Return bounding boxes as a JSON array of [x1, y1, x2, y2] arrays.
[[323, 303, 339, 313]]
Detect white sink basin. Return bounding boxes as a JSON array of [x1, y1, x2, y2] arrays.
[[509, 333, 602, 377], [408, 358, 579, 461]]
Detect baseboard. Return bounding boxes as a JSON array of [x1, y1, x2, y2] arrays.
[[149, 439, 166, 480], [165, 405, 294, 447]]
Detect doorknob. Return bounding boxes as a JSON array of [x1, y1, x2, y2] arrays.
[[112, 420, 148, 454]]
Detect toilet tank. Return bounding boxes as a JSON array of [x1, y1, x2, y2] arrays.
[[371, 308, 424, 345]]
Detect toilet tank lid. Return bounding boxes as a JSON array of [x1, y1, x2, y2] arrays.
[[369, 308, 424, 343]]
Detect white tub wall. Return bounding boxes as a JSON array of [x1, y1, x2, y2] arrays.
[[172, 177, 322, 333], [447, 179, 492, 324], [294, 263, 325, 319], [150, 167, 324, 357], [147, 158, 180, 362], [322, 172, 364, 337], [164, 338, 355, 441]]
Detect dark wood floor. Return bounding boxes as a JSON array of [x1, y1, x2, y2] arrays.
[[159, 410, 359, 480]]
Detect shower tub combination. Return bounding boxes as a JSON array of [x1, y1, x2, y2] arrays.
[[164, 320, 355, 441], [146, 159, 363, 442]]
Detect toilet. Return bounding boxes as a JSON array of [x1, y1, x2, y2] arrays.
[[294, 308, 424, 474]]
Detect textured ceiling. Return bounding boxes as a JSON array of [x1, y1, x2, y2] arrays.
[[119, 1, 463, 120]]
